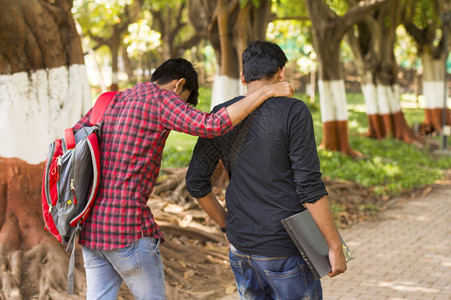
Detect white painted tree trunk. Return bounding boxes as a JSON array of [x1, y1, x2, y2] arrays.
[[361, 81, 401, 115], [318, 79, 348, 122], [361, 83, 378, 114], [0, 65, 91, 164], [422, 53, 447, 109], [376, 84, 401, 114], [210, 74, 244, 110]]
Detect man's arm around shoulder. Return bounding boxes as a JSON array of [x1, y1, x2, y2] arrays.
[[225, 81, 293, 126]]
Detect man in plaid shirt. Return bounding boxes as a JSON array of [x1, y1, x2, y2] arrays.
[[72, 58, 293, 299]]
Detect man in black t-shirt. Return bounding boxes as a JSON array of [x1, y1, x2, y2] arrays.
[[186, 41, 347, 300]]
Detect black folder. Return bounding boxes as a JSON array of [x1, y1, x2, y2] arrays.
[[281, 210, 353, 279]]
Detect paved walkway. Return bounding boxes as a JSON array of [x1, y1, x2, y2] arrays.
[[321, 183, 451, 300], [221, 181, 451, 300]]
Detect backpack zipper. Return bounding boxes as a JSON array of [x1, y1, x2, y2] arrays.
[[54, 155, 63, 211], [70, 147, 77, 205], [46, 143, 56, 212]]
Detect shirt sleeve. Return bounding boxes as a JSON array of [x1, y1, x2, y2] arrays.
[[288, 102, 328, 204], [159, 91, 233, 138], [185, 136, 222, 198]]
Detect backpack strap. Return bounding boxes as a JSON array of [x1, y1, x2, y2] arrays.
[[65, 91, 118, 150], [65, 128, 76, 150], [66, 222, 81, 294], [90, 91, 118, 124]]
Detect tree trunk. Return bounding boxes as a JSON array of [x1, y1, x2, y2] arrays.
[[0, 0, 92, 297], [347, 0, 424, 145], [403, 0, 450, 135], [150, 2, 202, 67], [188, 0, 271, 109], [0, 0, 91, 164], [0, 158, 88, 298], [421, 51, 450, 134], [345, 17, 385, 139], [210, 0, 242, 108], [374, 1, 423, 144], [361, 73, 387, 139], [308, 71, 316, 104], [305, 0, 380, 158], [109, 26, 121, 91]]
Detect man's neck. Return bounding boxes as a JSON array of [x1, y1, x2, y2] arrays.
[[245, 79, 277, 96]]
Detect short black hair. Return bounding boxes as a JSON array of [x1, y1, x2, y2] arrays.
[[242, 41, 288, 83], [150, 58, 199, 107]]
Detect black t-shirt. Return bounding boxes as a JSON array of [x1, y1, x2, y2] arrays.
[[186, 96, 327, 257]]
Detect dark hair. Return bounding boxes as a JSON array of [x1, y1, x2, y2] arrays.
[[150, 58, 199, 107], [242, 41, 288, 83]]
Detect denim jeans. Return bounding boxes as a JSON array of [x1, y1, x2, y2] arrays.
[[82, 237, 166, 300], [229, 244, 322, 300]]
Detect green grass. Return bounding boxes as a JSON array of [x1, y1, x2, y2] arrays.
[[161, 86, 211, 168], [162, 90, 451, 196]]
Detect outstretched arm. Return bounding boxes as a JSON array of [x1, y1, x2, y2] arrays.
[[305, 196, 347, 277], [225, 81, 293, 126], [161, 81, 294, 138]]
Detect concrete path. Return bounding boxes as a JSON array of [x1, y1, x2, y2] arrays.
[[321, 183, 451, 300], [221, 180, 451, 300]]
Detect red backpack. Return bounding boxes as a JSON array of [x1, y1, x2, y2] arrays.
[[41, 91, 117, 294]]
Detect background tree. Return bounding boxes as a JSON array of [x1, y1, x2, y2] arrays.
[[305, 0, 387, 157], [74, 0, 143, 91], [346, 0, 424, 144], [188, 0, 272, 108], [269, 0, 317, 102], [403, 0, 450, 135], [0, 0, 92, 297], [145, 0, 203, 64], [0, 0, 91, 164], [124, 18, 162, 83]]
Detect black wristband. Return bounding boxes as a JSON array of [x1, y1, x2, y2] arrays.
[[220, 226, 227, 233]]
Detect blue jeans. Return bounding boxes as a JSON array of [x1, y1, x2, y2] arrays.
[[229, 244, 322, 300], [82, 237, 166, 300]]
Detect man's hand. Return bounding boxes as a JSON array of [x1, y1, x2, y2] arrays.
[[263, 81, 294, 98], [327, 246, 347, 277], [305, 196, 348, 278]]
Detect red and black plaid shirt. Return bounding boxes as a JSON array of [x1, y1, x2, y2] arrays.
[[73, 82, 233, 250]]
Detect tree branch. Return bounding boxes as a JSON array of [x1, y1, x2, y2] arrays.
[[86, 30, 109, 50], [404, 22, 427, 46], [171, 34, 203, 57], [305, 0, 338, 24], [342, 0, 389, 30], [274, 16, 310, 22]]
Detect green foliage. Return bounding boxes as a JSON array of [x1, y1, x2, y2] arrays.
[[325, 0, 348, 17], [316, 93, 451, 196], [73, 0, 132, 36], [240, 0, 261, 8], [267, 20, 317, 74], [195, 86, 212, 112], [143, 0, 185, 11], [161, 86, 211, 167], [124, 18, 161, 56], [403, 0, 440, 28], [161, 145, 194, 168], [395, 26, 420, 69], [273, 0, 308, 18], [318, 137, 451, 196]]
